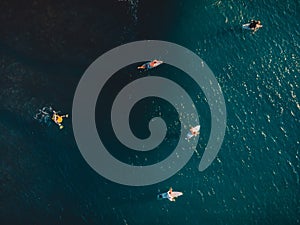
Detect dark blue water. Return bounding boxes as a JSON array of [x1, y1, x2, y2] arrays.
[[0, 0, 299, 225]]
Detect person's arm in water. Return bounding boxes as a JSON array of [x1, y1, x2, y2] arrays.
[[253, 25, 262, 33]]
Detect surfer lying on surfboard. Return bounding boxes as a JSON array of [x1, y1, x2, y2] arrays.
[[157, 188, 183, 202], [185, 125, 200, 140], [137, 59, 163, 70], [243, 20, 262, 32]]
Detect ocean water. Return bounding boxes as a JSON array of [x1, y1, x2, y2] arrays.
[[0, 0, 299, 225]]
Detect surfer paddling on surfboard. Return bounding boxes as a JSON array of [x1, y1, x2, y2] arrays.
[[157, 188, 183, 202], [186, 125, 200, 140], [242, 20, 262, 32], [137, 59, 163, 70]]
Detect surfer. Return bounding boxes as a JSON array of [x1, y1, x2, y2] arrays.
[[167, 187, 175, 201], [191, 127, 200, 136], [157, 187, 183, 202], [52, 110, 68, 129], [137, 59, 163, 70], [186, 125, 200, 140], [248, 20, 262, 32]]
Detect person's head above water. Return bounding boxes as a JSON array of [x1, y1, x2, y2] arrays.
[[55, 115, 63, 123]]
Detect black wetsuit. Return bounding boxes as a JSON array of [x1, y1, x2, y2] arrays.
[[249, 21, 258, 29]]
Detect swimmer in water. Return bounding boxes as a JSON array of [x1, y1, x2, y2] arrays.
[[52, 110, 69, 129], [34, 106, 68, 129]]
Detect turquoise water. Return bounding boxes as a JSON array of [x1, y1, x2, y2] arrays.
[[0, 0, 299, 224]]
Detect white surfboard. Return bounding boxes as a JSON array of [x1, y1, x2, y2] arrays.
[[169, 191, 183, 198], [242, 23, 252, 30], [151, 60, 163, 68]]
